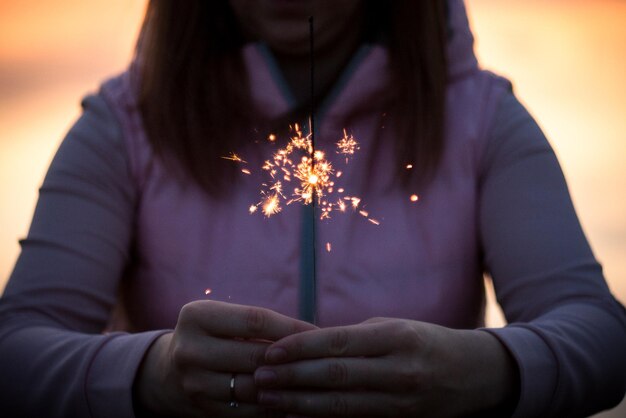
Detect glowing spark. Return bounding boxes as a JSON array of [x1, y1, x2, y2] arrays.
[[410, 194, 419, 202], [292, 152, 334, 206], [359, 210, 369, 217], [269, 181, 285, 197], [326, 242, 332, 252], [204, 288, 212, 295], [406, 164, 413, 170], [221, 153, 247, 163], [262, 194, 281, 217], [368, 218, 380, 226], [224, 125, 380, 224], [337, 129, 359, 161]]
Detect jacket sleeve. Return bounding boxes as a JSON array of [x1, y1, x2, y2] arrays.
[[0, 94, 167, 417], [479, 91, 626, 417]]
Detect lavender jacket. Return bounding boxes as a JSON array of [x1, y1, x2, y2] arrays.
[[1, 1, 625, 417]]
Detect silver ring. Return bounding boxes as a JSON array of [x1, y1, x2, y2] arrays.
[[229, 374, 239, 408]]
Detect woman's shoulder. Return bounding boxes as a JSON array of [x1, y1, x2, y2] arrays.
[[79, 92, 123, 141], [480, 89, 555, 179], [99, 70, 138, 108], [44, 90, 131, 196]]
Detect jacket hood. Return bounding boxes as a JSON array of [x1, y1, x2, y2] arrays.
[[447, 0, 479, 80]]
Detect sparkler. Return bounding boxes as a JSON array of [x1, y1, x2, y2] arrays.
[[239, 124, 378, 223]]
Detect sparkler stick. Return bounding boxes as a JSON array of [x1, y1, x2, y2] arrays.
[[309, 16, 316, 153], [300, 15, 318, 324]]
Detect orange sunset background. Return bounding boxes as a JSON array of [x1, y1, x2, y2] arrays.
[[0, 1, 625, 415]]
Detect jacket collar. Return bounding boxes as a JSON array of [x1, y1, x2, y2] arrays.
[[243, 0, 479, 121]]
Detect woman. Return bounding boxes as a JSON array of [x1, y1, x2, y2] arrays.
[[0, 1, 624, 417]]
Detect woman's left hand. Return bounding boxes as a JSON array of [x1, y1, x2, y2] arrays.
[[253, 318, 518, 417]]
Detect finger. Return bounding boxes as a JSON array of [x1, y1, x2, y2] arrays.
[[258, 390, 413, 417], [361, 317, 393, 325], [174, 336, 270, 373], [255, 357, 401, 391], [181, 300, 317, 340], [191, 398, 287, 418], [265, 323, 394, 363], [182, 371, 258, 404]]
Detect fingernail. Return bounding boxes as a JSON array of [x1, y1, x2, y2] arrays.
[[255, 368, 278, 386], [266, 347, 287, 363], [258, 391, 281, 406]]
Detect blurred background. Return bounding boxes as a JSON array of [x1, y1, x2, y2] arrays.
[[0, 0, 624, 415]]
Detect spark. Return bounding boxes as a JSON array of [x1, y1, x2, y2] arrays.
[[221, 153, 247, 164], [326, 242, 332, 252], [406, 164, 413, 170], [337, 129, 359, 162], [410, 194, 419, 202], [262, 193, 281, 217], [204, 288, 212, 295], [368, 218, 380, 226], [224, 124, 380, 224]]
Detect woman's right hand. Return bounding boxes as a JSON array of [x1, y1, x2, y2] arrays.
[[134, 300, 317, 417]]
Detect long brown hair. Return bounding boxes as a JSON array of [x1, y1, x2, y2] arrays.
[[137, 1, 448, 194]]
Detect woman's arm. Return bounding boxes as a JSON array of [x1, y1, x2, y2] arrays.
[[479, 91, 626, 417], [0, 94, 166, 417], [0, 93, 317, 418]]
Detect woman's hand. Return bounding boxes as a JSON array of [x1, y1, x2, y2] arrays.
[[134, 300, 318, 417], [254, 318, 519, 417]]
